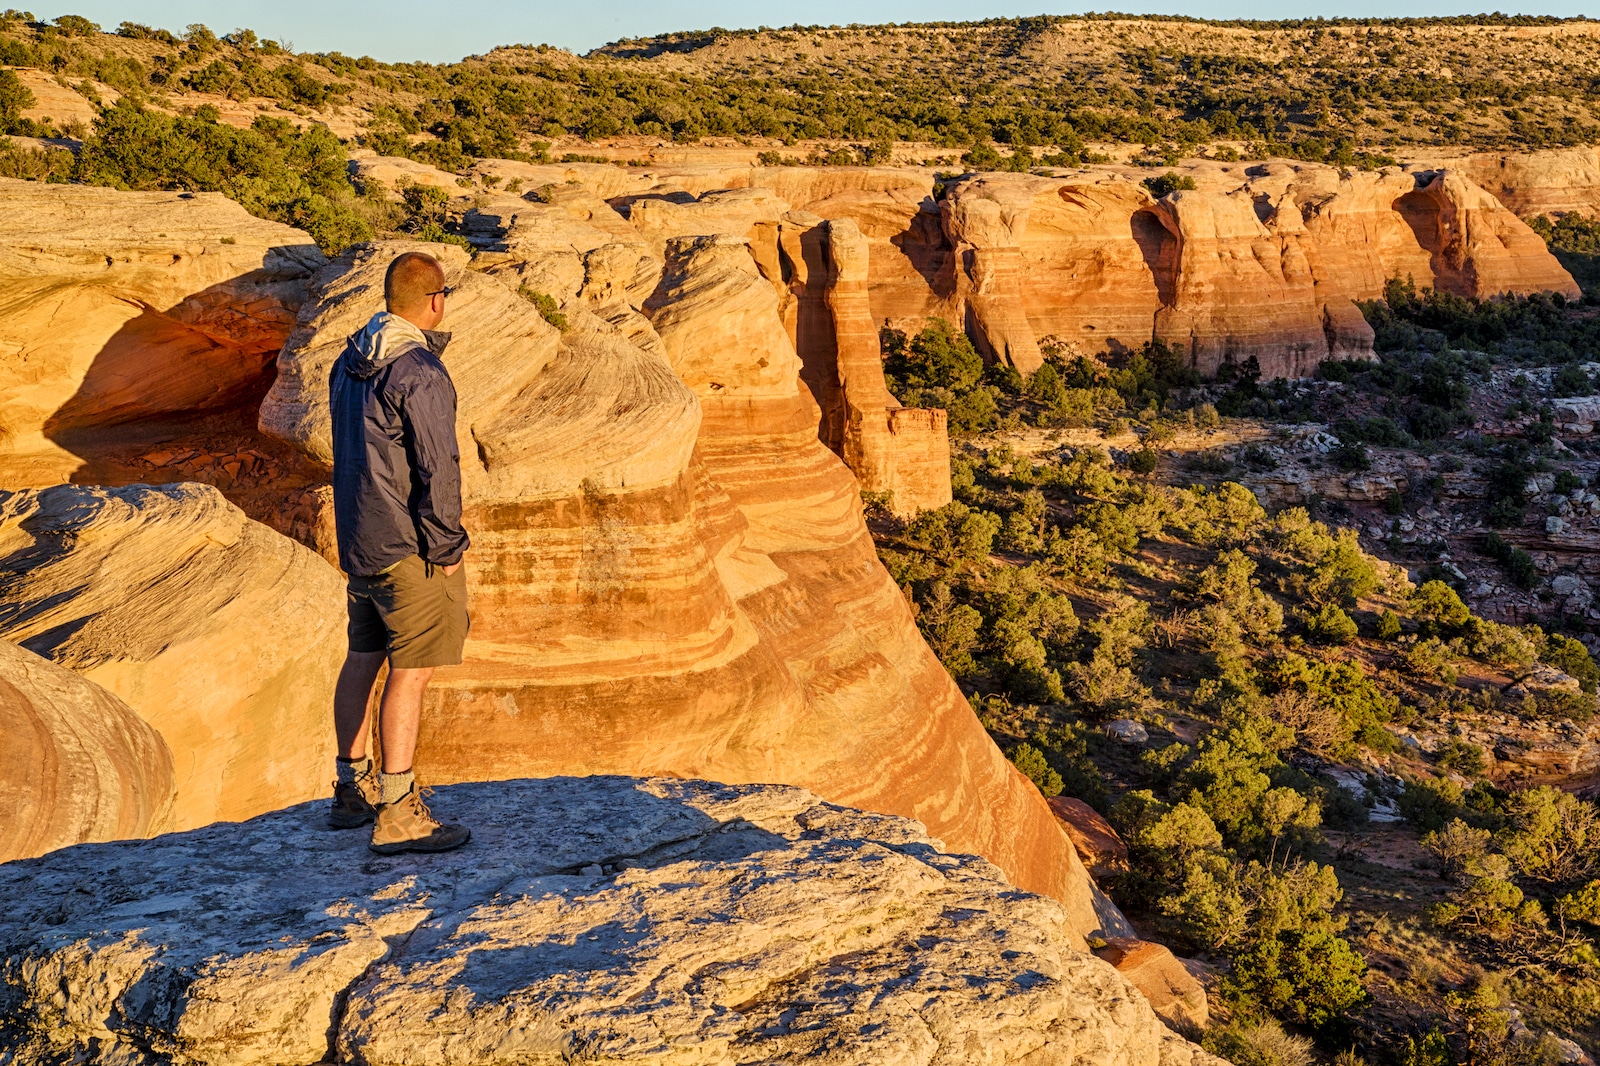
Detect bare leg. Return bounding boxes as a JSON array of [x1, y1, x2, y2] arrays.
[[334, 651, 387, 760], [377, 666, 436, 774]]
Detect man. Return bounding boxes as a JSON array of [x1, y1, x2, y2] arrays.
[[325, 251, 471, 854]]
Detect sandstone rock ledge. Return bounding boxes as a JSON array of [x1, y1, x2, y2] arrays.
[[0, 777, 1220, 1066]]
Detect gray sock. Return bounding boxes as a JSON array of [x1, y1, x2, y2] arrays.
[[336, 756, 372, 787], [380, 770, 414, 805]]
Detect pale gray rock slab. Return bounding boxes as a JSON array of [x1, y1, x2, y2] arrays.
[[0, 777, 1221, 1066]]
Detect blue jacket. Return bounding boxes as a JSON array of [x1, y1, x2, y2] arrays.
[[329, 312, 470, 577]]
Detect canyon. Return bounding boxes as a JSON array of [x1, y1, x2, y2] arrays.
[[0, 138, 1587, 1060], [435, 152, 1578, 378]]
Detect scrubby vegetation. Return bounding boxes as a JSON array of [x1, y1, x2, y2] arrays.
[[881, 322, 1204, 437], [0, 11, 1598, 187], [7, 8, 1600, 1061], [869, 352, 1600, 1060]]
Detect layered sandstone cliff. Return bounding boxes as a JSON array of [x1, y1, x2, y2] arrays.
[[361, 154, 1578, 388], [1412, 145, 1600, 218], [0, 777, 1222, 1066], [818, 217, 953, 515], [935, 164, 1575, 378], [257, 230, 1111, 938]]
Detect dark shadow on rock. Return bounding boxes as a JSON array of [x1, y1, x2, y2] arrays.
[[1131, 208, 1178, 308], [783, 222, 845, 454], [454, 920, 651, 1000], [891, 200, 958, 299], [0, 777, 787, 941], [30, 262, 314, 495]]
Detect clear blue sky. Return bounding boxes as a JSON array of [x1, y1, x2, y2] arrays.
[[46, 1, 1599, 63]]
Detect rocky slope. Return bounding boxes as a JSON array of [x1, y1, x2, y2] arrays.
[[0, 776, 1222, 1066]]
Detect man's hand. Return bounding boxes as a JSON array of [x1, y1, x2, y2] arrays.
[[442, 557, 463, 577]]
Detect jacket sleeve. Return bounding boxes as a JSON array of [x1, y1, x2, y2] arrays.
[[397, 357, 470, 566]]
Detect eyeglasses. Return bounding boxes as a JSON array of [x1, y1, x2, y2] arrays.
[[425, 286, 454, 297]]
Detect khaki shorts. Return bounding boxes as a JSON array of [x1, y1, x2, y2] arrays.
[[347, 555, 470, 668]]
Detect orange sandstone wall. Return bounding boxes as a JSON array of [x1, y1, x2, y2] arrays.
[[260, 235, 1097, 937]]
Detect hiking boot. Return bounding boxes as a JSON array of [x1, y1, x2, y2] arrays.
[[369, 784, 471, 855], [327, 769, 380, 829]]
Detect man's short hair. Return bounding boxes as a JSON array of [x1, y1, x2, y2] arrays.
[[384, 252, 445, 314]]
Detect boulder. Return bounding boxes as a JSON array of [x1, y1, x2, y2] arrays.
[[1049, 795, 1130, 877], [0, 179, 323, 486], [0, 483, 345, 830], [0, 777, 1225, 1066], [0, 640, 174, 862], [1506, 663, 1584, 700], [347, 152, 462, 193], [1094, 937, 1211, 1032], [1106, 719, 1151, 744]]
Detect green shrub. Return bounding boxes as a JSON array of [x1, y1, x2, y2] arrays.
[[883, 319, 984, 393], [1496, 785, 1599, 884], [1223, 930, 1369, 1028], [1409, 580, 1471, 635], [1304, 603, 1358, 645], [52, 13, 100, 36], [1399, 776, 1464, 832], [1129, 446, 1159, 475], [1542, 633, 1600, 693], [0, 69, 34, 134], [0, 139, 76, 181], [1375, 610, 1403, 639], [1280, 521, 1380, 607], [1464, 619, 1538, 669], [1405, 636, 1458, 685], [1204, 1021, 1315, 1066], [943, 385, 1001, 434], [516, 285, 568, 330], [1484, 531, 1539, 588], [73, 101, 370, 254], [1552, 362, 1593, 397], [1331, 439, 1369, 471], [1031, 724, 1109, 809], [905, 501, 1002, 566], [1009, 742, 1064, 797], [915, 581, 983, 676], [1142, 171, 1196, 197], [1435, 738, 1487, 777], [1399, 1030, 1451, 1066]]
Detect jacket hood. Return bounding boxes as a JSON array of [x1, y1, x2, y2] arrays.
[[343, 312, 451, 379]]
